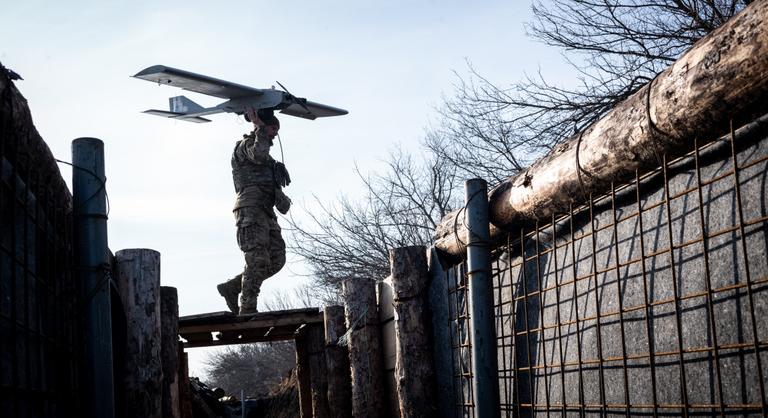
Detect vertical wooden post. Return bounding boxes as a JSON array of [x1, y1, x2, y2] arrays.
[[295, 331, 313, 418], [160, 286, 180, 418], [390, 246, 438, 418], [307, 323, 331, 418], [427, 248, 457, 418], [342, 279, 385, 418], [324, 306, 352, 418], [178, 350, 193, 418], [115, 249, 162, 418]]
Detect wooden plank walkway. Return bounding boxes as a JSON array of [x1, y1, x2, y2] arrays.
[[178, 307, 323, 348]]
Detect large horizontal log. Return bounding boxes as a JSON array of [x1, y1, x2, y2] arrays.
[[435, 0, 768, 259]]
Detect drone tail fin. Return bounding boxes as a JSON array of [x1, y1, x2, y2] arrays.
[[142, 109, 211, 123], [169, 95, 204, 114]]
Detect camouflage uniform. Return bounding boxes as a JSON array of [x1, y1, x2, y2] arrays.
[[219, 127, 290, 314]]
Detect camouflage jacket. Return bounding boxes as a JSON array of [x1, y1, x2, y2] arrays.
[[231, 129, 290, 217]]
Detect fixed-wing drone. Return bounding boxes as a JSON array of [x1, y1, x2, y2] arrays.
[[133, 65, 348, 123]]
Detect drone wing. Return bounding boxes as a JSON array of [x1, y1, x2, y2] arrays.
[[133, 65, 263, 99], [280, 100, 349, 120]]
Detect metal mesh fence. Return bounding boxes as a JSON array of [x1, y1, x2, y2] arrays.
[[443, 119, 768, 417], [1, 80, 81, 416]]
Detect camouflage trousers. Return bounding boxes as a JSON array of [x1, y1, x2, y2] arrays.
[[234, 206, 286, 311]]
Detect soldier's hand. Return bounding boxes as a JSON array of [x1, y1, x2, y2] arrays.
[[274, 162, 291, 187], [275, 192, 292, 214], [245, 107, 264, 128]]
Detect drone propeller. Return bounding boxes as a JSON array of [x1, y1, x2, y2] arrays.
[[276, 80, 314, 117]]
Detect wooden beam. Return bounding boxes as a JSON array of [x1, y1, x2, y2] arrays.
[[182, 329, 305, 348], [178, 309, 323, 334]]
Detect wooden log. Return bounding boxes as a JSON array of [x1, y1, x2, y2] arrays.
[[324, 306, 352, 418], [377, 278, 399, 417], [342, 279, 386, 418], [161, 286, 180, 418], [425, 248, 456, 418], [115, 249, 162, 418], [295, 332, 313, 418], [307, 324, 331, 418], [178, 351, 193, 418], [434, 0, 768, 259], [389, 246, 438, 418]]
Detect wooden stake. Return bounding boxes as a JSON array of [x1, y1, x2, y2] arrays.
[[342, 279, 386, 418], [307, 324, 331, 418], [295, 331, 313, 418], [115, 249, 162, 418], [178, 350, 193, 418], [324, 305, 352, 418], [161, 286, 180, 418], [390, 246, 438, 418]]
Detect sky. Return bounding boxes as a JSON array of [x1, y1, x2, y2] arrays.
[[1, 0, 570, 377]]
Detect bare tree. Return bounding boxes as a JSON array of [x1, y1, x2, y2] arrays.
[[203, 287, 319, 399], [261, 283, 340, 310], [292, 0, 749, 290], [286, 146, 459, 287], [204, 342, 295, 398], [429, 0, 750, 184]]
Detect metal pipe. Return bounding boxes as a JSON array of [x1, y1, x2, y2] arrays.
[[465, 178, 500, 418], [73, 137, 115, 418]]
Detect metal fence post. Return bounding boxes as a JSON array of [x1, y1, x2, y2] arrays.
[[465, 178, 500, 418], [73, 137, 115, 418]]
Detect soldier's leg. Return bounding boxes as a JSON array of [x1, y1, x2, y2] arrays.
[[266, 218, 286, 277], [240, 247, 269, 314], [237, 213, 271, 314], [217, 274, 242, 314]]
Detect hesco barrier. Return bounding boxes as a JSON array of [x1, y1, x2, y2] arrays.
[[440, 118, 768, 417], [1, 72, 81, 416]]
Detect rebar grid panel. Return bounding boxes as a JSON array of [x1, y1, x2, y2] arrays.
[[0, 94, 80, 415], [444, 119, 768, 417], [446, 262, 476, 418]]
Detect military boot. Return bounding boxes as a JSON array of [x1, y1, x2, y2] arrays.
[[239, 305, 258, 316], [217, 275, 242, 314]]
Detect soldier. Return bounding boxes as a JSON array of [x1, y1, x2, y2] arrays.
[[217, 108, 291, 315]]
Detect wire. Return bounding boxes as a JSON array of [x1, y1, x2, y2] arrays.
[[276, 133, 286, 165], [55, 158, 111, 215]]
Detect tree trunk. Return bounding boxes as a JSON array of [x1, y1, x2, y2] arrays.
[[161, 286, 180, 418], [324, 305, 352, 418], [115, 249, 162, 418], [435, 0, 768, 259], [342, 279, 386, 418], [389, 246, 438, 418]]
